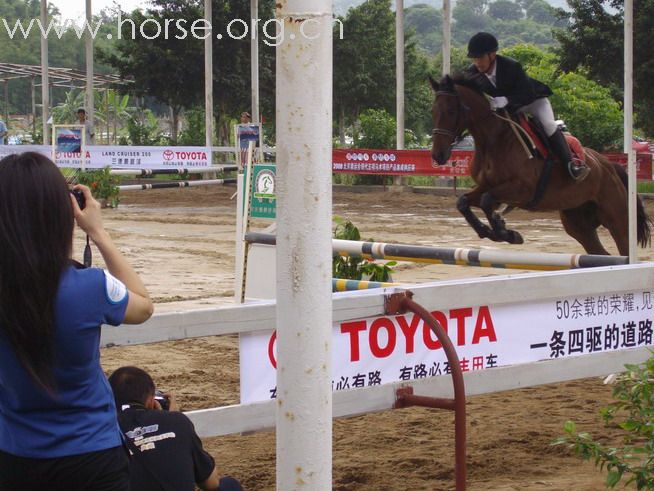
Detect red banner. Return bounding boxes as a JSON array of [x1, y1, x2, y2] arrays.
[[603, 153, 652, 180], [332, 148, 473, 176], [332, 148, 653, 180]]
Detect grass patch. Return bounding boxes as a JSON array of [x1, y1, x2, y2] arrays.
[[638, 181, 654, 193]]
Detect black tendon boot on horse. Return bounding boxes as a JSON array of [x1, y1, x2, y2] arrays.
[[548, 128, 590, 181]]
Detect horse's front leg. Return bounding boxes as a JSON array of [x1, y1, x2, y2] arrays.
[[479, 191, 524, 244], [456, 189, 498, 240]]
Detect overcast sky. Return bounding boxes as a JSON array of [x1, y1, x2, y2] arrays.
[[48, 0, 147, 20]]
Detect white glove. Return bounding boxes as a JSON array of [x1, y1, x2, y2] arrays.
[[490, 96, 509, 110]]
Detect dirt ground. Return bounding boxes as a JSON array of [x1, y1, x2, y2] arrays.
[[91, 184, 654, 490]]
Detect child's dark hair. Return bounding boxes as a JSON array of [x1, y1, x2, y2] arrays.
[[109, 366, 156, 406]]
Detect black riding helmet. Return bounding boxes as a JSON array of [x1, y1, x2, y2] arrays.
[[467, 32, 498, 57]]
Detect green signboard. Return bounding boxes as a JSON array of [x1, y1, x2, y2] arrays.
[[250, 164, 276, 219]]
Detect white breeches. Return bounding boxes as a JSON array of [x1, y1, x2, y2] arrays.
[[517, 97, 557, 136]]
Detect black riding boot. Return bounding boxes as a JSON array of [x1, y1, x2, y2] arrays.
[[548, 129, 590, 181]]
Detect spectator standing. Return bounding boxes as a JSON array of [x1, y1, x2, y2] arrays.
[[0, 152, 154, 490], [77, 108, 95, 144]]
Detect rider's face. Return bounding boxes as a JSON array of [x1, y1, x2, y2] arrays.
[[471, 52, 496, 74]]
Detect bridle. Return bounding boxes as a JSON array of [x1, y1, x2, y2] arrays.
[[432, 90, 466, 146]]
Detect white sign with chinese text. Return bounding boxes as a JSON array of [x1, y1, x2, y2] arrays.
[[0, 145, 212, 169], [239, 288, 654, 403]]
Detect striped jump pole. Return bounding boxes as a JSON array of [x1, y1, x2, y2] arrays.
[[332, 278, 397, 292], [118, 178, 236, 191], [245, 232, 628, 270], [110, 165, 238, 176]]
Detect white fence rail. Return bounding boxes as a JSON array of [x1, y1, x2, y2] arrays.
[[100, 263, 654, 438]]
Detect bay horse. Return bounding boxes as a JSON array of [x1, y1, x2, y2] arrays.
[[429, 74, 652, 256]]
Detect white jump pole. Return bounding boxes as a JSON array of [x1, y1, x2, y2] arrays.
[[275, 1, 333, 489]]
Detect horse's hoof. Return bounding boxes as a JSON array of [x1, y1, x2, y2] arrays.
[[508, 230, 524, 244]]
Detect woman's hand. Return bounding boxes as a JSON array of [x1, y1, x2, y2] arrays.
[[70, 184, 104, 240]]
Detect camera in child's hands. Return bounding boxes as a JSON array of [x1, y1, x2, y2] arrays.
[[154, 389, 170, 410]]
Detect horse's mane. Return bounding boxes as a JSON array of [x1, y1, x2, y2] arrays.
[[438, 73, 485, 96]]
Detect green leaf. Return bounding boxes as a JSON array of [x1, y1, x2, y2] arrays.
[[606, 470, 621, 487], [563, 420, 577, 434]]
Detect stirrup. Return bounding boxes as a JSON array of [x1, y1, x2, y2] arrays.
[[567, 160, 590, 182]]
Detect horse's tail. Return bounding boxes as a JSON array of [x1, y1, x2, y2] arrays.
[[612, 163, 653, 248]]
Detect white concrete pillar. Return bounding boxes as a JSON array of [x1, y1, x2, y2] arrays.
[[396, 0, 404, 150], [275, 1, 333, 489], [624, 0, 637, 262], [251, 0, 260, 123], [40, 0, 49, 144], [442, 0, 451, 75], [85, 0, 94, 138], [205, 0, 214, 158]]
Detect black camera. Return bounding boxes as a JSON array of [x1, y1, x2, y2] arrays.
[[154, 389, 170, 410], [71, 189, 85, 210]]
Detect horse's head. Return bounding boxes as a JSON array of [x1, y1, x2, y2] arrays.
[[429, 74, 469, 166]]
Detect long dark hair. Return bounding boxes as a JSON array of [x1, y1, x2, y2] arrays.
[[0, 152, 74, 391]]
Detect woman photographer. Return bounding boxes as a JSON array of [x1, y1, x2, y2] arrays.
[[0, 152, 154, 490]]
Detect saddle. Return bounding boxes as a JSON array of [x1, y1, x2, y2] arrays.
[[514, 113, 585, 163], [509, 113, 587, 209]]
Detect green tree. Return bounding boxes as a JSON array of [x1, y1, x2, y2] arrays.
[[554, 0, 654, 135], [502, 44, 622, 149], [334, 0, 396, 129], [404, 4, 442, 55], [488, 0, 524, 21], [208, 0, 275, 144], [452, 0, 559, 48], [102, 90, 131, 144], [551, 72, 622, 150], [0, 0, 120, 115], [526, 0, 558, 23], [404, 48, 433, 138], [121, 109, 166, 146], [356, 108, 396, 148], [334, 0, 428, 143], [51, 90, 87, 124], [98, 2, 204, 144], [178, 107, 206, 146], [101, 0, 275, 145], [452, 0, 492, 43]]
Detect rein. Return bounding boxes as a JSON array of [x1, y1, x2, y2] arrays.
[[433, 88, 536, 158], [491, 110, 536, 150], [432, 90, 465, 145]]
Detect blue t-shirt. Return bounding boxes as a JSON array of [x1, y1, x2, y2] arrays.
[[0, 266, 129, 458]]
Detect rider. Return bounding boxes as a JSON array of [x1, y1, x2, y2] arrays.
[[465, 32, 590, 181]]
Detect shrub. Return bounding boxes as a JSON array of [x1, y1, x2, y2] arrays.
[[76, 167, 120, 208], [332, 216, 395, 281], [553, 354, 654, 489]]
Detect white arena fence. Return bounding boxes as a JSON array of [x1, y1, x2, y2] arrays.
[[100, 263, 654, 438]]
